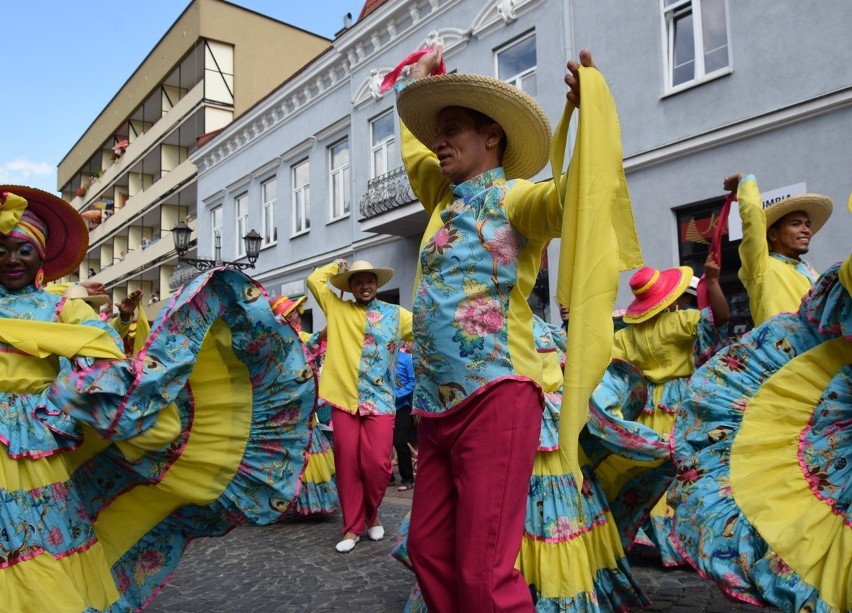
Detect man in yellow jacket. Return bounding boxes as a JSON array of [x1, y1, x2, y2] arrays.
[[307, 259, 412, 553], [726, 173, 833, 326]]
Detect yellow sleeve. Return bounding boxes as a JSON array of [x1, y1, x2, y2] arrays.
[[399, 307, 413, 342], [110, 315, 132, 338], [504, 178, 563, 240], [307, 260, 344, 315], [44, 282, 74, 297], [316, 302, 365, 413], [58, 296, 104, 325], [399, 118, 452, 215], [737, 175, 768, 281]]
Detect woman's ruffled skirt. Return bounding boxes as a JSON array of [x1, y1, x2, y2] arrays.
[[1, 269, 317, 611], [289, 424, 338, 516], [670, 258, 852, 612], [581, 359, 681, 564], [519, 450, 650, 611]]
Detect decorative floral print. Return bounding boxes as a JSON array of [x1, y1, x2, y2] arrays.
[[670, 261, 851, 612], [413, 169, 526, 415], [356, 302, 402, 416], [2, 269, 317, 610]]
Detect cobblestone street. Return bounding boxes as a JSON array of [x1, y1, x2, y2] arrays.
[[146, 489, 778, 613]]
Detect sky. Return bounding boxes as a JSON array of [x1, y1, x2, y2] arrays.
[[1, 1, 367, 195]]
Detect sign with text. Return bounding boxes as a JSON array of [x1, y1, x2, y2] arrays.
[[279, 279, 305, 299], [727, 182, 807, 241]]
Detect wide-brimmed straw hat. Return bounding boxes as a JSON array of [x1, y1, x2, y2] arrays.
[[764, 194, 832, 234], [271, 294, 306, 318], [623, 265, 693, 324], [0, 186, 88, 282], [396, 73, 551, 180], [62, 284, 109, 308], [330, 260, 394, 292]]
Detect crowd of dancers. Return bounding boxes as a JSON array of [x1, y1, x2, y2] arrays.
[[0, 41, 848, 613]]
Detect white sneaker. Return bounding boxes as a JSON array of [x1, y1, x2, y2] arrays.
[[335, 536, 360, 553], [367, 525, 385, 541]]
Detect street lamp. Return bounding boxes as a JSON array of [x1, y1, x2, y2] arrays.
[[171, 221, 261, 271]]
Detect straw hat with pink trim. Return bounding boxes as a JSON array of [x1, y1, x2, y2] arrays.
[[623, 265, 694, 324], [271, 294, 306, 318]]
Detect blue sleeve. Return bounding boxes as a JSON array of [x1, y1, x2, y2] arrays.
[[394, 352, 415, 410]]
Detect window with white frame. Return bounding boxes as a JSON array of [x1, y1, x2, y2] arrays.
[[211, 205, 223, 254], [329, 139, 350, 220], [292, 160, 310, 234], [663, 0, 730, 90], [261, 177, 277, 246], [235, 192, 248, 258], [496, 32, 537, 95], [370, 111, 396, 178]]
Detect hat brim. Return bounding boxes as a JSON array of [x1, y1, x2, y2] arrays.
[[765, 194, 833, 235], [80, 294, 110, 308], [396, 74, 551, 180], [1, 185, 88, 282], [624, 266, 693, 324], [330, 268, 394, 292], [272, 295, 307, 318]]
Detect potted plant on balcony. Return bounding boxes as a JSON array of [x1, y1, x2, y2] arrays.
[[76, 185, 87, 198]]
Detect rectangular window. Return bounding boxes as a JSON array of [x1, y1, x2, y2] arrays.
[[329, 139, 351, 220], [370, 111, 396, 178], [235, 193, 248, 258], [496, 32, 537, 95], [261, 177, 277, 246], [211, 205, 223, 253], [292, 160, 310, 234], [663, 0, 730, 90]]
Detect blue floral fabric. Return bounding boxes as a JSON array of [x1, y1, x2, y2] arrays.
[[670, 259, 851, 612], [581, 307, 726, 563], [355, 302, 402, 415], [11, 269, 317, 611], [412, 168, 527, 416]]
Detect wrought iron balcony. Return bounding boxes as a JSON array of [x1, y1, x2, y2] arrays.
[[359, 166, 417, 218]]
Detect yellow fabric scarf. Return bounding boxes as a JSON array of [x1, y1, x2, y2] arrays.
[[0, 320, 125, 359], [553, 66, 644, 487]]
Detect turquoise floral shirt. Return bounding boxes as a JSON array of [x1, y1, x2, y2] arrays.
[[412, 169, 530, 416]]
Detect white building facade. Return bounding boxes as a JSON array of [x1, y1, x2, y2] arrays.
[[192, 0, 852, 333]]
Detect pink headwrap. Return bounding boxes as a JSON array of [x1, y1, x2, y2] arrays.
[[7, 209, 48, 260]]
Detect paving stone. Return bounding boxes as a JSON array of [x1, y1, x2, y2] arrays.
[[145, 497, 779, 612]]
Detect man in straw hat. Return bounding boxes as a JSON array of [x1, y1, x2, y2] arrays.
[[271, 294, 310, 342], [393, 45, 643, 611], [307, 258, 412, 553], [724, 173, 833, 326]]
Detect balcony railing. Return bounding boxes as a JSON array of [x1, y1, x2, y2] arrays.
[[359, 166, 417, 219]]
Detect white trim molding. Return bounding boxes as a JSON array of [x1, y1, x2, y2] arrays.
[[624, 86, 852, 172]]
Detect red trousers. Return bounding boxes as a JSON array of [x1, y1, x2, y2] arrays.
[[331, 409, 395, 535], [408, 380, 542, 613]]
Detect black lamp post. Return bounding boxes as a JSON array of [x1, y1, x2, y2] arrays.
[[171, 221, 261, 271]]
